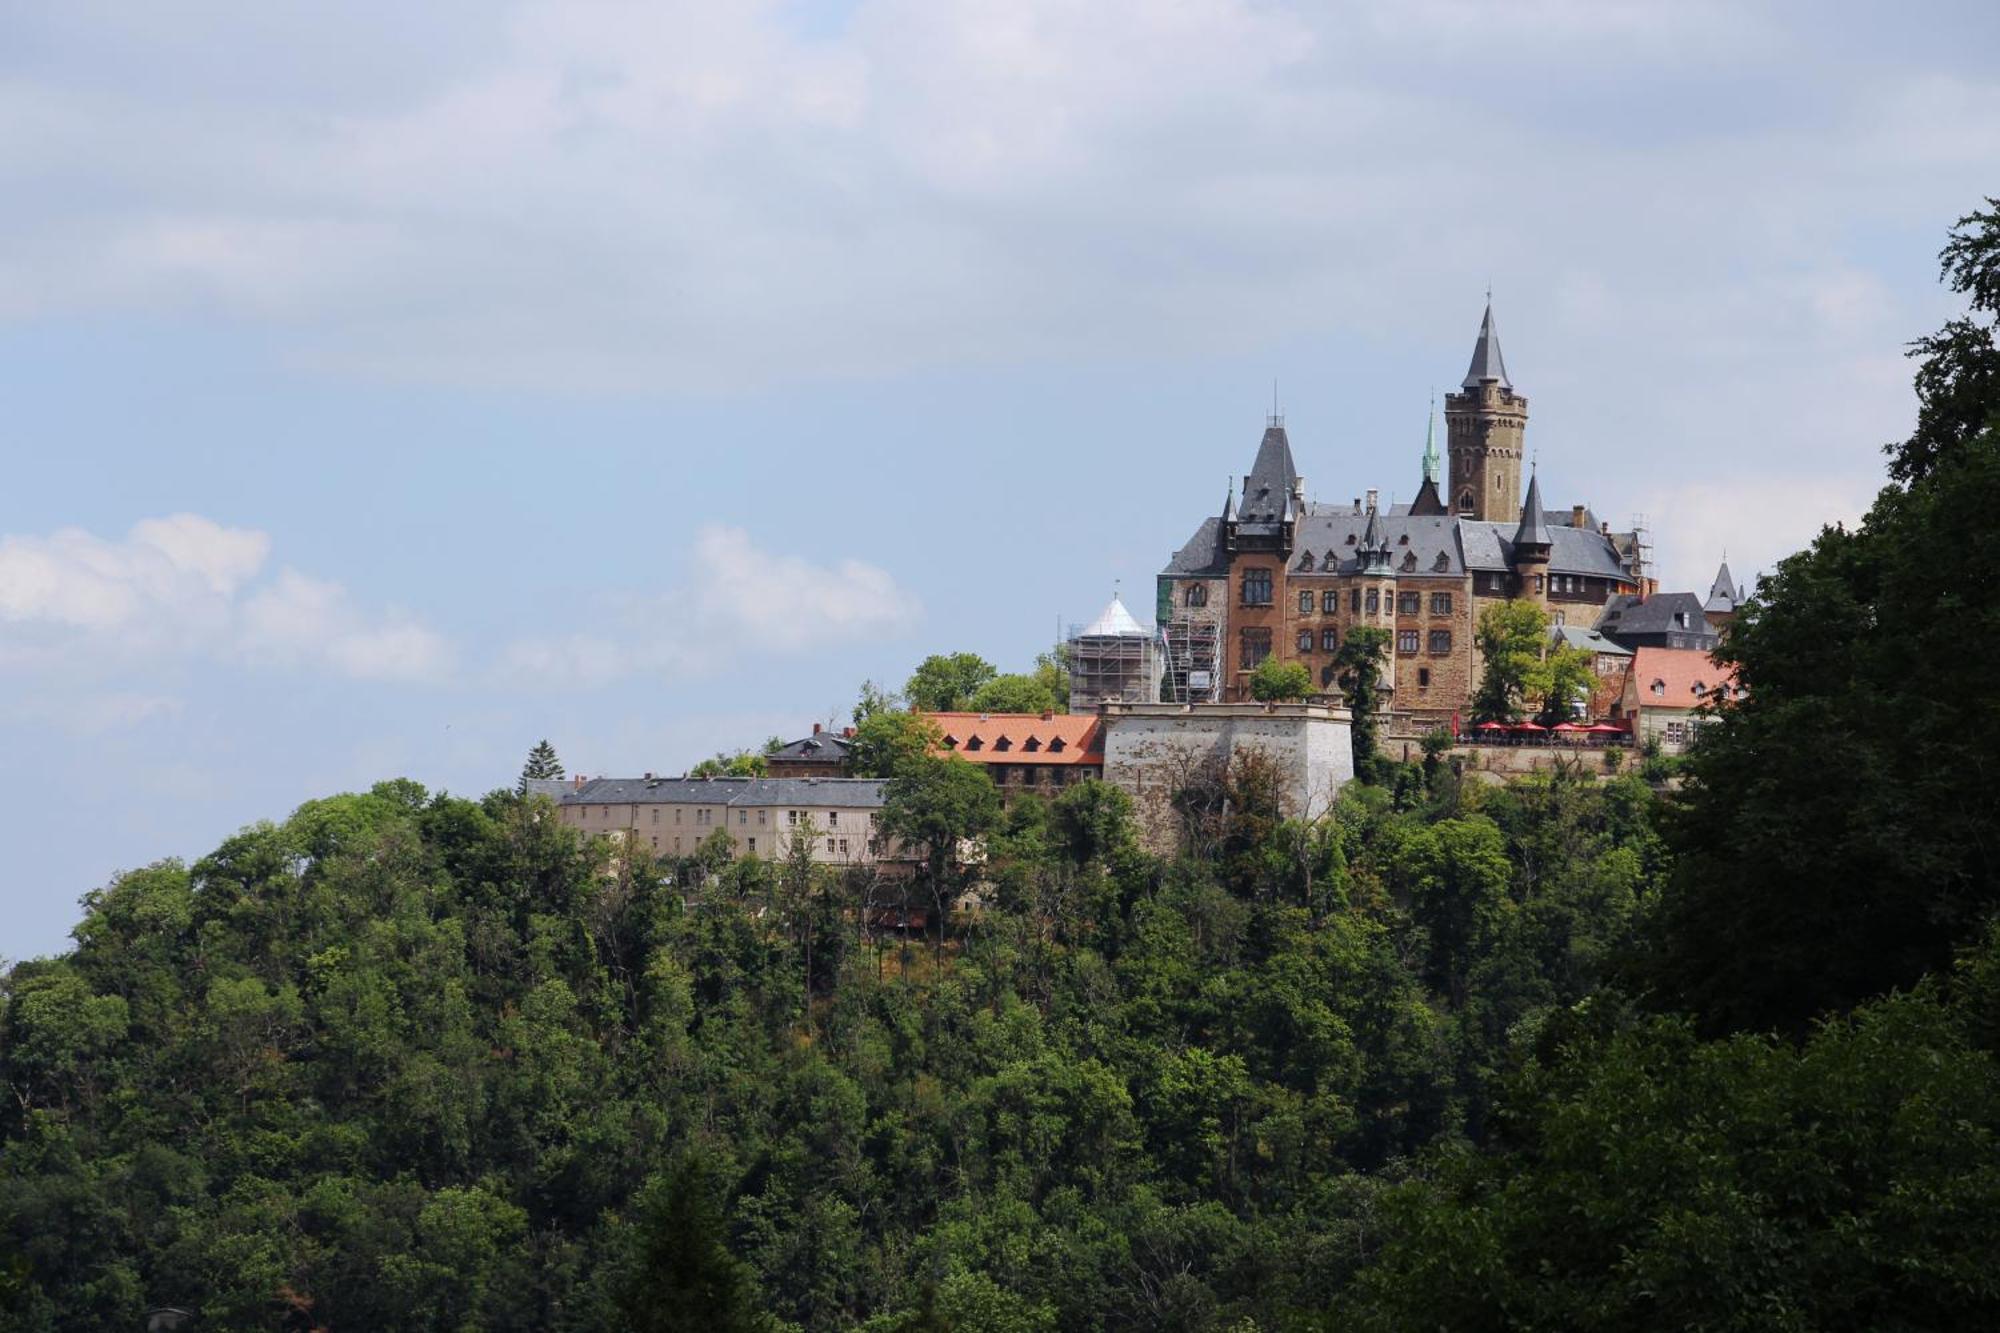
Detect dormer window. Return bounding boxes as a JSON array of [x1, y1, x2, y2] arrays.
[[1345, 533, 1357, 545], [1023, 737, 1042, 751], [1401, 552, 1417, 572], [994, 736, 1012, 751], [1433, 551, 1451, 571], [1398, 534, 1409, 545], [941, 735, 958, 748], [1650, 679, 1666, 696], [967, 736, 984, 751], [1691, 682, 1706, 698], [1296, 553, 1315, 571], [1049, 737, 1066, 753]]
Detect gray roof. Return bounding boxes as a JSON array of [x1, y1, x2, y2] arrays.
[[1237, 424, 1299, 525], [1462, 302, 1511, 389], [1595, 592, 1714, 640], [1459, 518, 1629, 579], [1513, 471, 1552, 547], [522, 778, 572, 801], [1551, 623, 1633, 657], [1705, 561, 1743, 613], [767, 731, 853, 763], [1294, 507, 1464, 577], [559, 775, 888, 808], [1164, 515, 1230, 577]]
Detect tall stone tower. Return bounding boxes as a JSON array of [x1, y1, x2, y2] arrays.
[[1444, 302, 1529, 521]]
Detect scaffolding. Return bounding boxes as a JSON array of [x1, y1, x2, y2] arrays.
[[1068, 595, 1161, 712], [1159, 616, 1221, 704]]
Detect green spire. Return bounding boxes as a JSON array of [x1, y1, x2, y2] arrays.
[[1421, 395, 1440, 484]]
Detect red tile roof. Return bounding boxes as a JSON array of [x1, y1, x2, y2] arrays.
[[1629, 647, 1740, 711], [920, 711, 1105, 766]]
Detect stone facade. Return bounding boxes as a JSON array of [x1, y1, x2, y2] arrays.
[[1158, 304, 1645, 730], [547, 775, 908, 868], [1100, 702, 1354, 853]]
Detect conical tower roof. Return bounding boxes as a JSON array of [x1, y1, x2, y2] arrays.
[[1462, 301, 1511, 389], [1512, 469, 1551, 548], [1079, 594, 1147, 639], [1706, 561, 1740, 612]]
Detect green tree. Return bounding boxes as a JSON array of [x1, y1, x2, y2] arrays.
[[848, 710, 943, 779], [1644, 199, 2000, 1035], [516, 739, 563, 794], [689, 749, 767, 778], [1335, 626, 1391, 776], [607, 1155, 775, 1332], [1535, 642, 1598, 725], [968, 673, 1059, 715], [1471, 600, 1548, 723], [1248, 656, 1312, 702], [903, 652, 998, 712], [1032, 646, 1072, 713], [879, 755, 1002, 973]]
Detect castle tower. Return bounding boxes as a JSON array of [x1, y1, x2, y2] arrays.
[[1510, 468, 1552, 604], [1444, 302, 1529, 521], [1409, 398, 1448, 516]]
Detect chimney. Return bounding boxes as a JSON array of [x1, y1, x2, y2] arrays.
[[1040, 709, 1053, 721], [1352, 497, 1361, 513], [842, 726, 855, 738], [573, 775, 584, 790], [812, 722, 822, 734], [643, 772, 653, 780], [1572, 505, 1587, 527], [1365, 488, 1379, 512]]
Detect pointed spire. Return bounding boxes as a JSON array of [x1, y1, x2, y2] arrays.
[[1512, 466, 1551, 548], [1422, 395, 1440, 483], [1705, 560, 1739, 612], [1222, 478, 1236, 523], [1462, 300, 1511, 389]]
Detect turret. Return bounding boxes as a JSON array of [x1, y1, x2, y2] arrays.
[[1510, 468, 1552, 602], [1444, 301, 1529, 521]]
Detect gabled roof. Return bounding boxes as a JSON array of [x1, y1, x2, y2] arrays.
[[1551, 623, 1632, 657], [1628, 647, 1739, 711], [1078, 595, 1147, 639], [767, 730, 855, 763], [1458, 519, 1629, 580], [1409, 476, 1447, 517], [1462, 301, 1511, 389], [923, 712, 1104, 766], [1164, 516, 1230, 577]]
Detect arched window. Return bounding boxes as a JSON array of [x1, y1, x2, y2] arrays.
[[1457, 490, 1474, 513]]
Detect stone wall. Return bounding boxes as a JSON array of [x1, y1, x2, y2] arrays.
[[1100, 702, 1355, 853]]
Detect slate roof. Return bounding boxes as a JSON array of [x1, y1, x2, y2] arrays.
[[1596, 592, 1715, 641], [1293, 508, 1464, 577], [767, 731, 854, 764], [1164, 515, 1230, 577], [1551, 623, 1633, 657], [1705, 561, 1745, 613], [1513, 471, 1553, 548], [1462, 302, 1511, 388], [1238, 425, 1299, 523], [1458, 519, 1629, 579], [559, 776, 888, 807]]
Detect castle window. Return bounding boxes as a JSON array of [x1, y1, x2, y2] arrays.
[[1397, 629, 1420, 654], [1049, 737, 1066, 752], [967, 736, 984, 750], [1398, 533, 1409, 545], [748, 837, 756, 853], [994, 736, 1012, 751], [1023, 737, 1041, 751], [1534, 575, 1545, 594], [1241, 568, 1273, 605], [1350, 588, 1362, 612], [1401, 552, 1417, 572], [1431, 592, 1453, 615], [1398, 592, 1420, 616], [1433, 551, 1451, 572], [1365, 589, 1380, 614], [1184, 584, 1208, 608], [1457, 490, 1474, 513], [1324, 551, 1338, 568], [1322, 590, 1338, 613], [1429, 629, 1453, 655], [1240, 628, 1272, 669], [1297, 552, 1315, 572], [1297, 629, 1313, 653], [1322, 628, 1338, 651], [1300, 590, 1314, 613], [1418, 667, 1431, 687]]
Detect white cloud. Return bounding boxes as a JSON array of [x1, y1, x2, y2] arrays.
[[0, 514, 452, 683], [239, 570, 454, 682], [503, 523, 918, 687]]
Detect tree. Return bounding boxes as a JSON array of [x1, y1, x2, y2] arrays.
[[1334, 626, 1391, 776], [1032, 646, 1072, 713], [517, 740, 563, 794], [689, 749, 767, 778], [879, 755, 1002, 974], [607, 1154, 775, 1332], [903, 652, 998, 712], [1642, 199, 2000, 1035], [848, 711, 943, 779], [852, 679, 901, 724], [1470, 601, 1547, 723], [968, 673, 1059, 715], [1535, 643, 1598, 726], [1248, 657, 1313, 702]]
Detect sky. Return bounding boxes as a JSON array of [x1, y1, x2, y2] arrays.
[[3, 0, 1997, 958]]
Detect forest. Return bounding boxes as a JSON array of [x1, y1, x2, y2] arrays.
[[3, 201, 1998, 1331]]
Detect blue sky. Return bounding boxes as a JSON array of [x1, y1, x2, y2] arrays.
[[4, 0, 1998, 957]]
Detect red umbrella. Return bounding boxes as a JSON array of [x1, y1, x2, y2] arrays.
[[1552, 722, 1587, 732], [1512, 721, 1548, 733], [1586, 722, 1627, 734], [1475, 720, 1510, 731]]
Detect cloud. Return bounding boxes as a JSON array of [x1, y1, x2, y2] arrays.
[[503, 523, 918, 687], [0, 514, 452, 683]]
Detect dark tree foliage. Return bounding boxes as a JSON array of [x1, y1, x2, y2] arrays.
[[518, 739, 564, 793], [1333, 626, 1389, 776], [1641, 199, 2000, 1035]]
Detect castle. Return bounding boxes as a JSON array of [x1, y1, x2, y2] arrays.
[[1157, 303, 1649, 729]]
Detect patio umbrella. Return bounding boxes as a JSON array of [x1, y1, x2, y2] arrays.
[[1586, 722, 1627, 735], [1512, 721, 1548, 733], [1475, 720, 1509, 731], [1552, 722, 1587, 733]]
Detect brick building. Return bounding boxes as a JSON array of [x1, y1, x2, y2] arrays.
[[922, 710, 1105, 798], [1158, 303, 1646, 729]]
